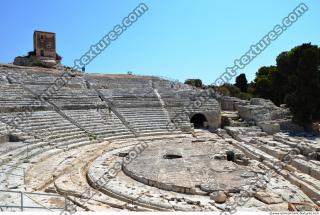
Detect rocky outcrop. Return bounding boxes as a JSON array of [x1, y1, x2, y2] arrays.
[[234, 98, 300, 134], [13, 56, 59, 68], [219, 97, 288, 134], [254, 192, 283, 204]]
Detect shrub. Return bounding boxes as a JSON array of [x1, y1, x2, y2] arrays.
[[56, 53, 62, 61]]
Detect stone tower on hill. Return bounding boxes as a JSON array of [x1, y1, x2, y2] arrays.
[[13, 31, 60, 68], [33, 31, 56, 59]]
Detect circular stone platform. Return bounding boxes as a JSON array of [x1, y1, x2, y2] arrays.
[[123, 141, 257, 194]]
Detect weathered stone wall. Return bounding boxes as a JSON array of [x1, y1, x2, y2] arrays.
[[230, 98, 298, 134], [0, 122, 8, 144], [34, 31, 56, 59], [203, 110, 221, 129], [0, 134, 9, 144], [219, 96, 241, 111]]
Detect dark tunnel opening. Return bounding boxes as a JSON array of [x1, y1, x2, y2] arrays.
[[190, 113, 207, 129]]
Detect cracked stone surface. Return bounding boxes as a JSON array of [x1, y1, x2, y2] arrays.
[[124, 140, 256, 194]]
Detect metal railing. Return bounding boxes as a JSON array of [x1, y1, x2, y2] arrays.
[[0, 190, 66, 211]]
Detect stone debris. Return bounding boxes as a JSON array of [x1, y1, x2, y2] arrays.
[[254, 191, 284, 204], [210, 191, 227, 203], [220, 96, 304, 134]]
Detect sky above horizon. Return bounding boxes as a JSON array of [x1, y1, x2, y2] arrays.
[[0, 0, 319, 84]]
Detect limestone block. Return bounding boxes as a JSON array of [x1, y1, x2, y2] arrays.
[[219, 96, 240, 111], [285, 164, 297, 172], [254, 191, 283, 204], [0, 134, 9, 144], [309, 163, 320, 180], [234, 101, 250, 111], [250, 98, 276, 107], [310, 144, 320, 152], [291, 159, 310, 175], [258, 121, 280, 135], [210, 191, 227, 203], [0, 74, 9, 84]]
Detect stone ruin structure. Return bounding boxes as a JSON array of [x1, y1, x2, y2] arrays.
[[0, 64, 319, 212], [33, 31, 56, 59], [13, 31, 60, 68], [219, 96, 304, 134]]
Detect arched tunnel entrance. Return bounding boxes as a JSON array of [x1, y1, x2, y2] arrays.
[[190, 113, 208, 129]]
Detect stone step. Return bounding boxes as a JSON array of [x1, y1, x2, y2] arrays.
[[126, 121, 169, 126], [1, 142, 52, 163], [243, 137, 320, 181], [71, 121, 125, 128], [121, 114, 167, 118], [231, 140, 278, 163], [52, 135, 89, 145], [290, 158, 320, 180], [18, 124, 78, 132], [90, 128, 130, 134], [287, 172, 320, 202], [130, 125, 170, 131], [129, 123, 168, 129], [18, 119, 74, 127], [122, 115, 168, 118], [120, 110, 167, 113], [229, 133, 320, 203], [252, 140, 291, 161], [47, 129, 84, 137], [0, 138, 99, 192], [91, 131, 131, 138]]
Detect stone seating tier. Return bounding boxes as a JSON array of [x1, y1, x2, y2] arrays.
[[64, 109, 133, 140]]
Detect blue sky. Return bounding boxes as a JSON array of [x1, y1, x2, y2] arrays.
[[0, 0, 319, 84]]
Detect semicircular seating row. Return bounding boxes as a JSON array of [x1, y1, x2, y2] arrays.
[[0, 65, 220, 195]]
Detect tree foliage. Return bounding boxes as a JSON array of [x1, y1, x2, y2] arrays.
[[251, 66, 275, 101], [235, 73, 248, 92], [184, 79, 203, 88], [285, 45, 320, 129], [251, 43, 320, 129], [215, 83, 252, 100]]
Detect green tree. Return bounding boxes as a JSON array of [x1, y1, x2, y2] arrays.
[[237, 92, 253, 100], [184, 79, 203, 88], [241, 43, 320, 129], [235, 73, 248, 92], [269, 66, 286, 105], [247, 82, 256, 95], [222, 83, 241, 96], [252, 66, 274, 99], [217, 83, 252, 100], [216, 85, 231, 96], [286, 45, 320, 130]]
